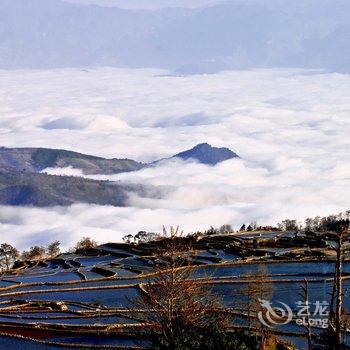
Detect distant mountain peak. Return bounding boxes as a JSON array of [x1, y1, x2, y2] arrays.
[[172, 143, 239, 165]]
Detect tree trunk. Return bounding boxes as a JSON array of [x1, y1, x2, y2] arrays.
[[302, 279, 312, 350], [335, 231, 344, 349]]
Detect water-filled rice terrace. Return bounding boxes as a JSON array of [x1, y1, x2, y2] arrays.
[[0, 231, 348, 349]]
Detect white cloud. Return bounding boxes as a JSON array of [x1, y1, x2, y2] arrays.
[[42, 166, 85, 177], [0, 67, 349, 249]]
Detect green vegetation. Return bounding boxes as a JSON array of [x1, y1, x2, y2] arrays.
[[1, 147, 143, 174], [0, 170, 129, 206]]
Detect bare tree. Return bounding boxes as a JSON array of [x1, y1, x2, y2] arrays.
[[278, 219, 298, 231], [21, 246, 46, 261], [219, 224, 233, 234], [325, 219, 350, 350], [74, 237, 97, 252], [0, 243, 19, 270], [129, 227, 250, 349], [47, 240, 61, 257], [334, 220, 349, 349], [243, 264, 274, 347], [122, 234, 134, 244], [300, 279, 312, 350]]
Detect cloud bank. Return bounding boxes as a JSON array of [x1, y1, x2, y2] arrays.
[[0, 67, 349, 249]]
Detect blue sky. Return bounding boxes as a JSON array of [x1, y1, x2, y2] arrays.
[[65, 0, 224, 9]]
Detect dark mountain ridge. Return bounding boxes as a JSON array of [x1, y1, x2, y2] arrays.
[[0, 144, 239, 174], [0, 147, 144, 175], [172, 143, 239, 165], [0, 144, 238, 206], [0, 170, 162, 207]]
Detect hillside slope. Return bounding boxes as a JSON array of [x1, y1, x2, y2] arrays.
[[0, 170, 162, 207], [0, 147, 144, 175], [0, 143, 237, 206]]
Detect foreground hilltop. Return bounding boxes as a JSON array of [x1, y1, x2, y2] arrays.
[[0, 222, 348, 349]]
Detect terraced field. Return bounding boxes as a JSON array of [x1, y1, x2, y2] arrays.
[[0, 232, 348, 349]]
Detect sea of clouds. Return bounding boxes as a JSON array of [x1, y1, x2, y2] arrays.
[[0, 67, 349, 249]]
